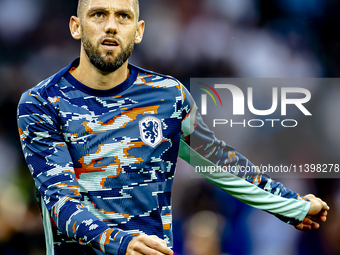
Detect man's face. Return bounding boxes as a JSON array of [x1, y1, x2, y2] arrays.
[[78, 0, 142, 73]]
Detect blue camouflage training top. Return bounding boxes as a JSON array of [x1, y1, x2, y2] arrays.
[[17, 58, 310, 255]]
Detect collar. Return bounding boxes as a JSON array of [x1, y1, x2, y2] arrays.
[[51, 58, 138, 97]]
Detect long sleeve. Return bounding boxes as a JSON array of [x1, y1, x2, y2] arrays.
[[17, 89, 133, 255], [178, 85, 310, 225]]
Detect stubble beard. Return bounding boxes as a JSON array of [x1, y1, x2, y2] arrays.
[[82, 33, 135, 73]]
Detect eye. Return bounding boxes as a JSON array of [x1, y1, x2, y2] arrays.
[[119, 13, 130, 20], [94, 12, 105, 18]]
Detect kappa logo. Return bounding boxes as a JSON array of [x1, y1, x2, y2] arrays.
[[139, 116, 163, 147]]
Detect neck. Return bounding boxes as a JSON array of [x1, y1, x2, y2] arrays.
[[71, 52, 130, 90]]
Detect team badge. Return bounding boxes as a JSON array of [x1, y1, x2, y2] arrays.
[[139, 116, 163, 147]]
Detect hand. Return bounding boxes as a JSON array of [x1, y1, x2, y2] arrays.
[[295, 194, 329, 231], [126, 235, 174, 255]]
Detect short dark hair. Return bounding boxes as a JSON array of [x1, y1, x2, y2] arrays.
[[77, 0, 139, 21]]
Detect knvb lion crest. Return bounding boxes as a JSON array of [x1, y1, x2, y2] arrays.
[[139, 116, 163, 147]]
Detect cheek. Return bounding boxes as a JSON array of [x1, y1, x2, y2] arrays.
[[120, 25, 137, 40], [125, 31, 138, 46], [82, 25, 102, 44]]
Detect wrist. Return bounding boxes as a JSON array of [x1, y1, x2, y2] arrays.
[[118, 235, 135, 255]]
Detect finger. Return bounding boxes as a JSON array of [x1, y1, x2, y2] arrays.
[[126, 244, 144, 255], [303, 224, 312, 231], [311, 221, 320, 229], [305, 216, 321, 229], [303, 217, 313, 225], [322, 201, 330, 211], [136, 245, 166, 255], [295, 217, 314, 231], [296, 223, 312, 231], [150, 235, 163, 241], [144, 237, 173, 255], [131, 252, 143, 255], [295, 223, 304, 230], [317, 215, 327, 223], [150, 235, 167, 246], [315, 198, 329, 211], [320, 210, 328, 216], [316, 211, 327, 222], [295, 222, 311, 231], [309, 210, 327, 222], [294, 225, 301, 230]]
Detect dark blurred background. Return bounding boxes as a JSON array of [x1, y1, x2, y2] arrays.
[[1, 0, 340, 254]]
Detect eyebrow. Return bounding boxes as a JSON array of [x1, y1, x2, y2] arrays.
[[86, 6, 134, 16]]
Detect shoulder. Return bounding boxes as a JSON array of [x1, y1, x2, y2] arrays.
[[19, 60, 75, 105], [19, 76, 56, 106], [130, 63, 182, 88], [19, 74, 61, 108], [129, 63, 187, 104]]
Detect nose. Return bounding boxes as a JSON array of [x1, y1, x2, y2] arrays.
[[104, 15, 118, 35]]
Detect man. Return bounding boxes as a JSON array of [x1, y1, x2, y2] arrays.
[[17, 0, 329, 254]]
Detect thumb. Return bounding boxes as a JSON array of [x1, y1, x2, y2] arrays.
[[305, 194, 329, 215]]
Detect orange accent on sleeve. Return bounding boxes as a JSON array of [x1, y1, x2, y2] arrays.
[[56, 183, 80, 196], [18, 128, 25, 141], [194, 145, 203, 150], [178, 83, 186, 100], [76, 204, 87, 209], [163, 224, 171, 230], [50, 96, 61, 104], [72, 221, 77, 233], [229, 151, 236, 163], [251, 173, 261, 184], [98, 229, 115, 252], [29, 93, 39, 98]]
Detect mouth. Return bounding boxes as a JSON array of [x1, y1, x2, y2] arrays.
[[101, 38, 119, 50]]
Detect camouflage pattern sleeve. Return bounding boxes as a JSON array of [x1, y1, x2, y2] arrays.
[[178, 85, 310, 225], [17, 89, 134, 255]]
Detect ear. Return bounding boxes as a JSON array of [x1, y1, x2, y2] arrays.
[[135, 20, 145, 44], [69, 16, 81, 40]]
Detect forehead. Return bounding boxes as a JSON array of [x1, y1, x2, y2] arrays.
[[83, 0, 135, 13]]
